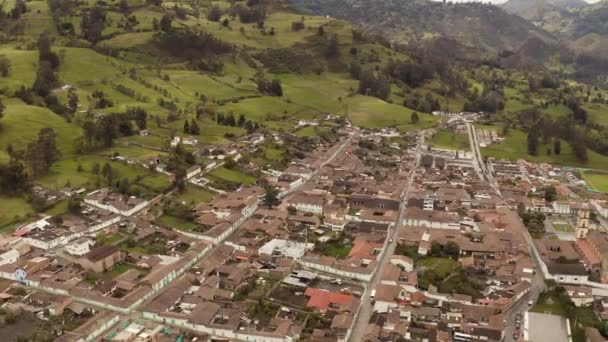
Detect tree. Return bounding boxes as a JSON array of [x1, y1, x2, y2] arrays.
[[102, 163, 114, 184], [173, 166, 187, 191], [420, 154, 433, 168], [571, 137, 588, 162], [160, 14, 173, 32], [26, 128, 60, 176], [207, 5, 222, 21], [326, 34, 340, 58], [81, 6, 107, 44], [126, 107, 147, 130], [183, 119, 190, 133], [527, 131, 539, 156], [544, 186, 557, 202], [190, 119, 200, 135], [411, 111, 419, 124], [119, 0, 130, 14], [263, 186, 280, 208], [0, 98, 5, 121], [444, 241, 460, 260], [32, 61, 57, 97], [68, 89, 79, 113], [67, 197, 81, 214], [553, 139, 561, 155], [270, 79, 283, 96], [0, 55, 10, 77], [429, 241, 443, 257]]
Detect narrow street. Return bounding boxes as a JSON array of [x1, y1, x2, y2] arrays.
[[349, 132, 424, 342]]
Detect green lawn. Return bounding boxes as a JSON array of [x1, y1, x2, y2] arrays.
[[428, 130, 470, 150], [581, 171, 608, 193], [45, 200, 69, 216], [279, 73, 357, 114], [417, 257, 457, 278], [174, 186, 215, 204], [208, 167, 256, 186], [37, 155, 170, 194], [219, 96, 313, 125], [157, 214, 200, 231], [0, 100, 82, 162], [295, 126, 330, 137], [0, 196, 34, 231], [344, 95, 439, 130], [481, 127, 608, 170], [263, 147, 286, 161], [553, 224, 574, 232], [96, 233, 127, 246], [105, 263, 134, 279], [0, 46, 38, 92]]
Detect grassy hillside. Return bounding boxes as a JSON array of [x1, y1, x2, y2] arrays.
[[0, 0, 606, 230]]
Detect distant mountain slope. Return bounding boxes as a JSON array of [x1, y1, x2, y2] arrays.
[[502, 0, 561, 19], [288, 0, 555, 57]]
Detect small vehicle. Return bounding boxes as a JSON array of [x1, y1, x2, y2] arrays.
[[389, 238, 394, 243], [528, 299, 534, 306]]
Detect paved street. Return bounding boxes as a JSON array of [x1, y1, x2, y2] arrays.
[[349, 132, 424, 342]]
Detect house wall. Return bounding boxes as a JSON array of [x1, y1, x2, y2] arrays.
[[294, 203, 323, 215], [300, 261, 373, 282], [142, 311, 295, 342]]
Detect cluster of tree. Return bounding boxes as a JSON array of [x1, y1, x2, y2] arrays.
[[291, 21, 305, 31], [231, 4, 266, 24], [33, 32, 60, 98], [183, 119, 200, 135], [77, 109, 147, 152], [154, 27, 232, 60], [358, 69, 391, 100], [0, 146, 30, 196], [80, 6, 107, 44], [385, 58, 435, 88], [27, 128, 60, 177], [256, 77, 283, 96], [6, 0, 26, 19], [462, 89, 504, 113], [524, 113, 588, 162], [428, 241, 460, 260], [207, 5, 223, 22], [518, 208, 546, 239], [564, 96, 587, 124], [91, 90, 114, 109], [404, 93, 440, 113], [215, 112, 259, 131], [168, 142, 197, 191], [47, 0, 78, 35], [528, 74, 560, 91], [544, 185, 557, 202]]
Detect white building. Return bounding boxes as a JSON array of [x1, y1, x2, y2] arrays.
[[389, 255, 414, 272], [552, 201, 571, 215], [258, 239, 314, 259], [592, 200, 608, 219], [84, 189, 150, 217], [66, 238, 94, 256], [186, 165, 202, 180], [0, 249, 19, 266], [289, 193, 324, 216]]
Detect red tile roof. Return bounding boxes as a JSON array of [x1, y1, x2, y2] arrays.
[[304, 287, 354, 311]]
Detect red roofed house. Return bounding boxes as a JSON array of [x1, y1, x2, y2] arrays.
[[304, 287, 356, 312]]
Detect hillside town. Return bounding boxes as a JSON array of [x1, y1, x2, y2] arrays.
[[0, 114, 607, 342]]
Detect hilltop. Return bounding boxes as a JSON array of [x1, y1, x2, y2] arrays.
[[288, 0, 555, 58]]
